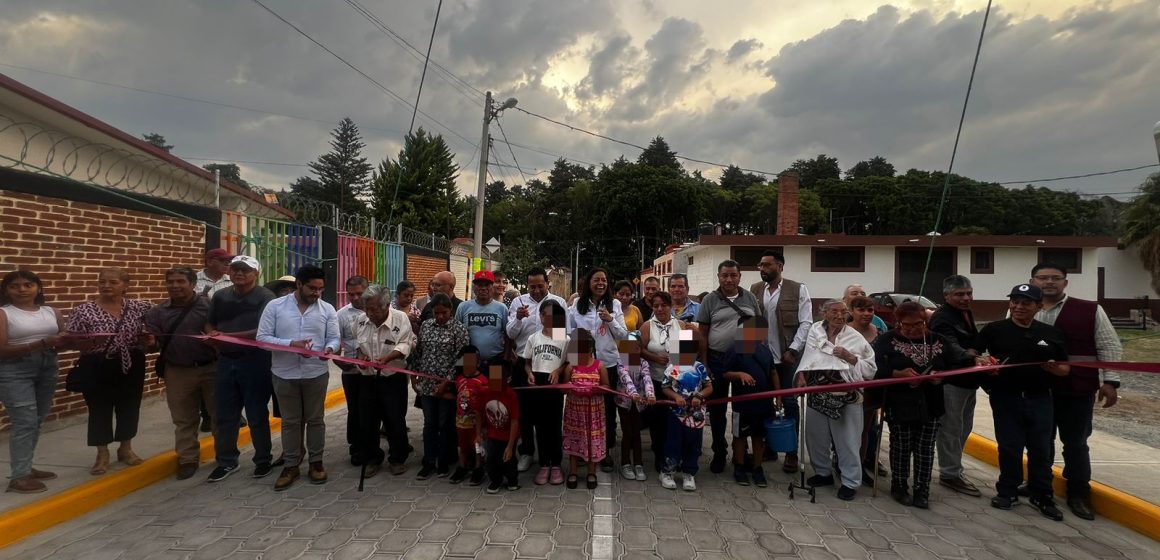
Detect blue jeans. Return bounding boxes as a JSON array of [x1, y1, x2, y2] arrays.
[[420, 395, 457, 469], [214, 352, 273, 468], [663, 414, 703, 476], [0, 350, 58, 479]]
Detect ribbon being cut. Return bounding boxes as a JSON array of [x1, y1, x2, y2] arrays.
[[67, 331, 1160, 407]]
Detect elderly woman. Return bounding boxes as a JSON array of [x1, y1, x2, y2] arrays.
[[0, 270, 66, 493], [872, 301, 980, 509], [410, 293, 470, 479], [66, 267, 154, 475], [795, 299, 877, 501]]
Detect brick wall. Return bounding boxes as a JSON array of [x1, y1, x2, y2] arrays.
[[0, 189, 205, 430], [776, 170, 800, 236], [406, 252, 448, 296]]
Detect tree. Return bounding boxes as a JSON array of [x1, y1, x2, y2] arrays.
[[370, 127, 466, 239], [202, 163, 253, 190], [637, 136, 682, 172], [845, 156, 896, 180], [791, 154, 840, 188], [292, 117, 373, 214], [1120, 173, 1160, 295], [720, 165, 766, 192], [142, 133, 173, 152]]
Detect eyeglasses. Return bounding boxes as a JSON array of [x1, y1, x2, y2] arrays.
[[1033, 275, 1064, 282]]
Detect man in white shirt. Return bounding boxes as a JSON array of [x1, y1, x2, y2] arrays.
[[196, 248, 234, 297], [336, 276, 369, 465], [354, 284, 415, 477], [257, 265, 340, 491], [506, 267, 566, 471], [749, 250, 812, 474]]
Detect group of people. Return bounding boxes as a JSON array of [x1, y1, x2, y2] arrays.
[[0, 248, 1123, 524]]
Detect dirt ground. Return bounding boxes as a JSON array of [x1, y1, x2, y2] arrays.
[[1092, 329, 1160, 447]]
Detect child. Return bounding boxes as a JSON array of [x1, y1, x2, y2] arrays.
[[562, 328, 609, 489], [451, 345, 487, 485], [723, 317, 778, 488], [660, 339, 713, 491], [615, 336, 655, 481], [523, 300, 570, 485], [478, 360, 521, 494]]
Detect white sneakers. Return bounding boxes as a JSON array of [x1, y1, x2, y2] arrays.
[[621, 465, 636, 480], [660, 473, 677, 489], [659, 472, 695, 491], [633, 465, 647, 481], [683, 475, 697, 491], [517, 455, 533, 472]]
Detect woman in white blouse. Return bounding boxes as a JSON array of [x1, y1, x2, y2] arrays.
[[794, 299, 877, 501], [565, 267, 627, 472]]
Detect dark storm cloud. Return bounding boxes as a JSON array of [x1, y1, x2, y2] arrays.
[[726, 38, 762, 63]]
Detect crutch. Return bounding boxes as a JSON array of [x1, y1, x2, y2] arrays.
[[787, 391, 816, 503]]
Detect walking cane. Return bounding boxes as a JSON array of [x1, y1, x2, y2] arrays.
[[788, 392, 815, 503]]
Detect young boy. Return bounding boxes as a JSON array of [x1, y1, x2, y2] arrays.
[[660, 339, 713, 491], [723, 317, 778, 488], [451, 346, 488, 485], [523, 299, 569, 485], [479, 361, 521, 493]]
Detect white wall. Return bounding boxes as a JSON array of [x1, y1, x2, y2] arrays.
[[1099, 246, 1155, 298], [679, 244, 732, 295]]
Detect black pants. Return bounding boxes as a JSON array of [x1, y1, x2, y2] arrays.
[[358, 374, 410, 465], [341, 372, 362, 459], [525, 371, 564, 466], [1054, 392, 1096, 498], [512, 358, 537, 458], [419, 395, 457, 470], [647, 379, 669, 471], [82, 351, 146, 447], [707, 351, 730, 457], [991, 391, 1054, 499], [485, 438, 518, 486]]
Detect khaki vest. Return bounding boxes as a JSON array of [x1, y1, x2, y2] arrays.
[[753, 278, 804, 351]]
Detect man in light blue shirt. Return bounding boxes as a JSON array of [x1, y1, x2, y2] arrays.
[[455, 270, 509, 362], [257, 265, 340, 491]]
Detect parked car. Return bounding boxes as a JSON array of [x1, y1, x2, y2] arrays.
[[869, 292, 937, 326]]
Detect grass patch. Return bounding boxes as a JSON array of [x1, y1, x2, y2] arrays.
[[1119, 329, 1160, 363]]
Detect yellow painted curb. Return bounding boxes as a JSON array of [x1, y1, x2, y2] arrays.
[[965, 433, 1160, 541], [0, 386, 349, 549]]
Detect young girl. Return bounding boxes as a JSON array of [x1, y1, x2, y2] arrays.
[[660, 339, 713, 492], [451, 345, 488, 486], [523, 300, 569, 485], [561, 328, 609, 489], [615, 336, 655, 482]]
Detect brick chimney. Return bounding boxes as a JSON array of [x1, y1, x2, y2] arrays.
[[776, 170, 800, 236]]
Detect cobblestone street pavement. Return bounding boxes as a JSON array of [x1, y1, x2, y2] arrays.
[[2, 404, 1157, 560]]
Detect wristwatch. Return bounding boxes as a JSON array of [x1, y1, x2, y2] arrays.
[[1103, 380, 1121, 389]]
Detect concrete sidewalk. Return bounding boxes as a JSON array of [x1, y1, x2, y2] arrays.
[[0, 366, 344, 516], [970, 393, 1160, 506]]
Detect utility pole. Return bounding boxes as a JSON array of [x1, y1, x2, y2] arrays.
[[472, 91, 493, 268]]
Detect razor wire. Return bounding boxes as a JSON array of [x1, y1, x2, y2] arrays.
[[275, 191, 451, 253]]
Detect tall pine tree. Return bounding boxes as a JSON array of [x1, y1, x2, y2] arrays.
[[370, 127, 467, 239], [290, 117, 372, 214]]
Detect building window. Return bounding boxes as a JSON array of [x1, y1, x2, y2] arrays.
[[731, 246, 783, 269], [970, 247, 994, 274], [811, 247, 865, 272], [1037, 248, 1082, 274], [687, 256, 694, 266]]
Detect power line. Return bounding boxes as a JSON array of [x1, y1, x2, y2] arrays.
[[995, 163, 1159, 185], [494, 118, 530, 185], [248, 0, 477, 152]]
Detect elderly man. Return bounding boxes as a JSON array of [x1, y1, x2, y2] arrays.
[[795, 299, 877, 501], [354, 284, 415, 477], [1029, 263, 1122, 520], [258, 265, 340, 491], [336, 276, 369, 465], [842, 284, 889, 332], [929, 275, 983, 497], [975, 283, 1070, 521], [506, 267, 566, 472], [420, 271, 463, 323], [196, 248, 234, 298], [145, 267, 216, 480], [205, 255, 276, 483], [749, 250, 812, 473], [669, 274, 699, 323]]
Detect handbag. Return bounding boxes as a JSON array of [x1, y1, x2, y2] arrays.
[[67, 311, 126, 393], [154, 303, 196, 379]]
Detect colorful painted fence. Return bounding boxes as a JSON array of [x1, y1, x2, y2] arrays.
[[219, 211, 321, 280], [337, 234, 404, 299]]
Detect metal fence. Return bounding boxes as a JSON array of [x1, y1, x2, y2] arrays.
[[218, 211, 321, 280], [337, 234, 404, 298]]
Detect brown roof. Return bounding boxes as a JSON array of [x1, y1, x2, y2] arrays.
[[697, 234, 1118, 248], [0, 72, 293, 218]]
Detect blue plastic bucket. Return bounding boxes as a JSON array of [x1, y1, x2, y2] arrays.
[[765, 416, 797, 453]]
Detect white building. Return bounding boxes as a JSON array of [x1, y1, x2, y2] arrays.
[[670, 234, 1153, 321]]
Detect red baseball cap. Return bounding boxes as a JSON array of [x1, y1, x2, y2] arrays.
[[205, 248, 233, 261], [472, 270, 495, 284]]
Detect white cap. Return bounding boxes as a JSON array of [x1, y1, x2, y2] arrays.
[[229, 255, 261, 272]]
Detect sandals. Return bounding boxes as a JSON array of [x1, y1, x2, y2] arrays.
[[586, 474, 598, 490], [566, 474, 579, 489]]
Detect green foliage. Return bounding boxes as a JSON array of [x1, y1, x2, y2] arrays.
[[791, 154, 840, 188], [1120, 174, 1160, 295], [141, 132, 173, 152], [845, 156, 896, 180], [291, 117, 371, 214], [370, 127, 466, 239], [203, 163, 254, 191]]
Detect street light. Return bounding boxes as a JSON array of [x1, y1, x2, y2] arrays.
[[1153, 120, 1160, 164], [473, 92, 518, 267]]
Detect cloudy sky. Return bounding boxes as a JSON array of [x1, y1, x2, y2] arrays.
[[1, 0, 1157, 201]]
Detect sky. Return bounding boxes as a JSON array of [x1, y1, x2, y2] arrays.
[[1, 0, 1157, 203]]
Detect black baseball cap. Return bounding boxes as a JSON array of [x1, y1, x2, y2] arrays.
[[1006, 283, 1043, 302]]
